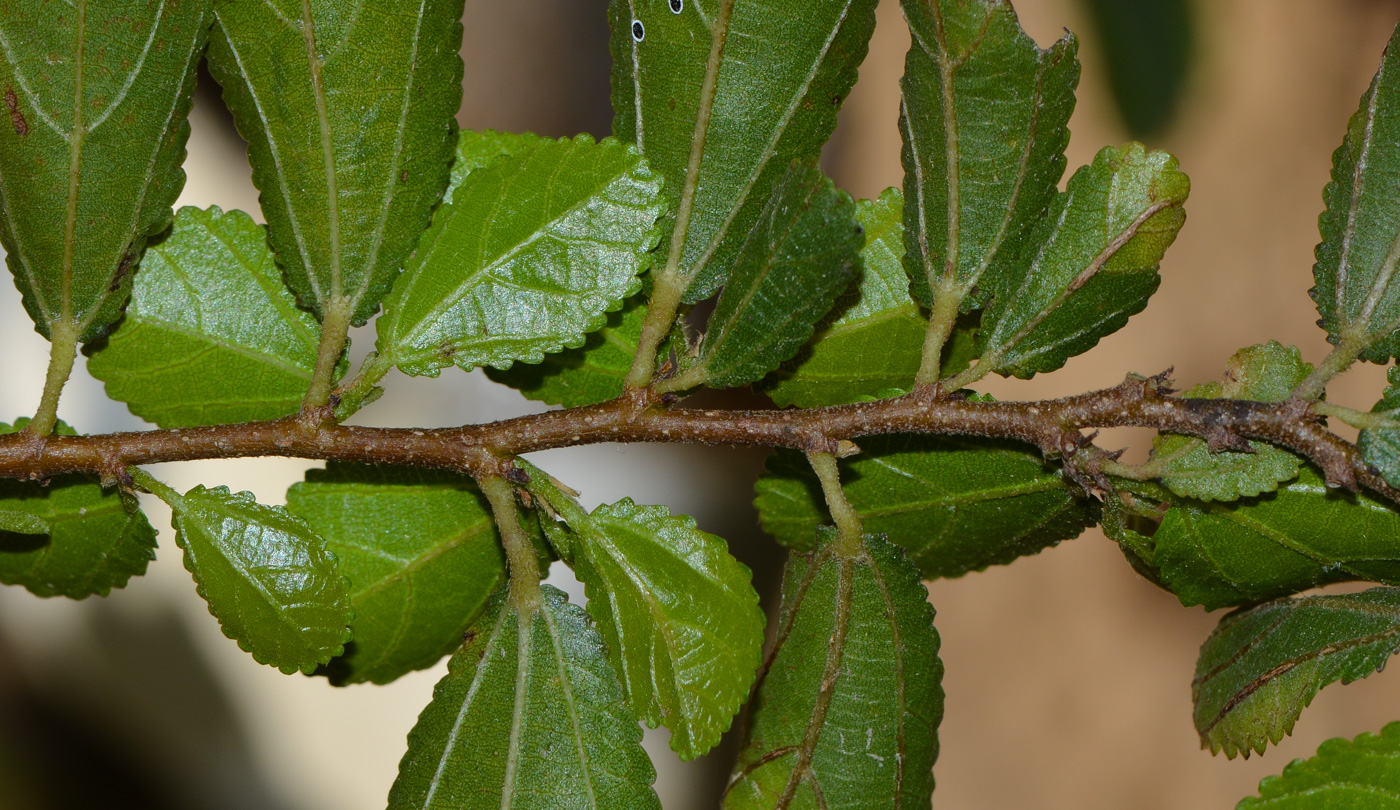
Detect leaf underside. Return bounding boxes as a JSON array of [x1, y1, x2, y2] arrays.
[[207, 0, 465, 324], [1360, 366, 1400, 488], [0, 0, 210, 341], [285, 462, 511, 686], [388, 586, 661, 810], [724, 532, 942, 809], [1195, 587, 1400, 760], [610, 0, 879, 301], [755, 436, 1098, 580]]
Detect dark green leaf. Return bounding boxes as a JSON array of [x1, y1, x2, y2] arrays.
[[1130, 468, 1400, 610], [1195, 588, 1400, 759], [1239, 721, 1400, 808], [485, 287, 689, 409], [976, 143, 1189, 378], [0, 0, 210, 341], [564, 498, 764, 760], [762, 188, 927, 407], [691, 161, 861, 389], [1152, 342, 1310, 502], [87, 206, 328, 428], [389, 586, 660, 810], [755, 436, 1097, 580], [168, 485, 351, 674], [285, 463, 511, 686], [899, 0, 1078, 309], [1312, 22, 1400, 363], [207, 0, 464, 324], [1083, 0, 1194, 139], [0, 420, 156, 598], [376, 135, 665, 377], [724, 532, 942, 809], [610, 0, 878, 301], [1360, 366, 1400, 488]]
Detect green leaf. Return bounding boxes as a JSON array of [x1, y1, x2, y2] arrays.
[[562, 498, 765, 760], [755, 437, 1098, 580], [0, 0, 210, 341], [284, 463, 511, 686], [690, 161, 861, 389], [762, 188, 925, 406], [1194, 588, 1400, 759], [376, 135, 665, 377], [207, 0, 465, 324], [1152, 342, 1310, 502], [1130, 468, 1400, 610], [485, 286, 688, 409], [976, 143, 1189, 378], [0, 420, 156, 598], [86, 206, 328, 428], [388, 586, 660, 810], [1239, 722, 1400, 808], [609, 0, 878, 301], [167, 485, 351, 674], [899, 0, 1079, 309], [1360, 366, 1400, 488], [446, 129, 545, 199], [724, 532, 942, 809], [1312, 22, 1400, 363]]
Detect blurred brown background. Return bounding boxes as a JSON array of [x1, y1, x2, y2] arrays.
[[3, 0, 1400, 808]]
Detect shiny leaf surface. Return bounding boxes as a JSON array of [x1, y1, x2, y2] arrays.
[[285, 463, 509, 685], [168, 485, 351, 673], [377, 135, 664, 377], [1239, 722, 1400, 808], [88, 206, 327, 427]]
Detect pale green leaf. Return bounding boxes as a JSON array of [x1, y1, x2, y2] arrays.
[[762, 188, 928, 406], [1120, 469, 1400, 610], [168, 485, 351, 674], [1360, 366, 1400, 488], [565, 498, 764, 760], [755, 437, 1097, 580], [0, 420, 155, 598], [1152, 342, 1310, 502], [1312, 21, 1400, 363], [207, 0, 464, 323], [724, 531, 942, 809], [285, 463, 511, 686], [899, 0, 1079, 310], [692, 161, 861, 389], [87, 206, 329, 428], [976, 143, 1189, 378], [0, 0, 209, 341], [610, 0, 878, 301], [1240, 722, 1400, 808], [1195, 588, 1400, 759], [376, 135, 665, 377], [388, 586, 660, 810]]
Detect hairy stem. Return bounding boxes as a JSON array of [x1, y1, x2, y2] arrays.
[[480, 475, 541, 610], [303, 297, 353, 414], [1292, 335, 1365, 402], [1314, 400, 1400, 431], [27, 320, 80, 437], [1, 371, 1394, 504], [914, 279, 963, 389], [807, 451, 864, 558]]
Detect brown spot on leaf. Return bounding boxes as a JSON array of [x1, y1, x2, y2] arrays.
[[400, 169, 409, 182], [5, 89, 28, 137], [108, 253, 135, 293]]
